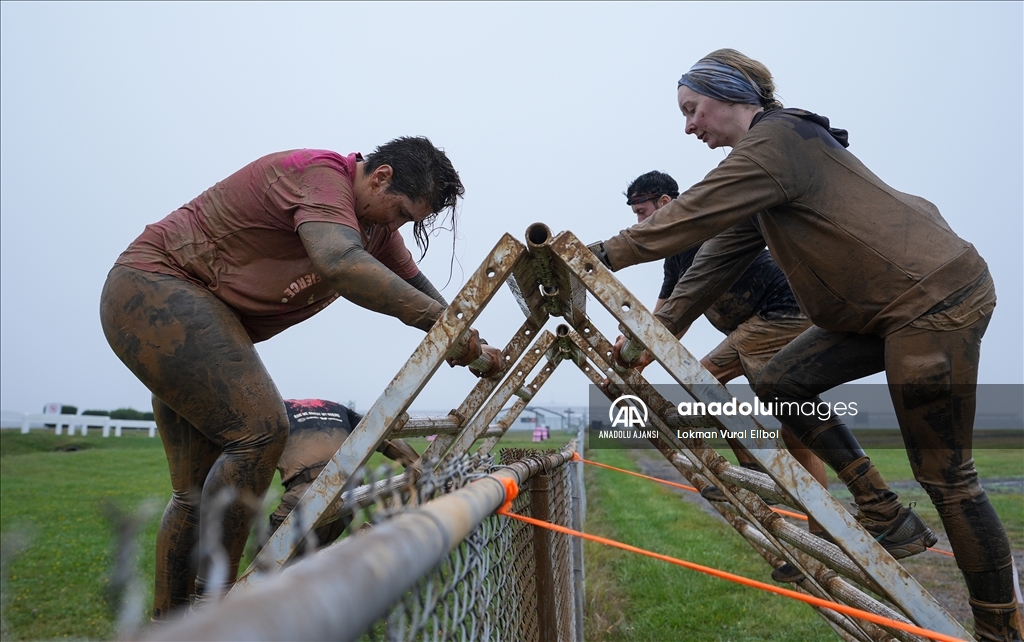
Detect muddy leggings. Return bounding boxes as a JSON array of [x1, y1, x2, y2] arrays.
[[99, 266, 289, 619], [754, 312, 1014, 604]]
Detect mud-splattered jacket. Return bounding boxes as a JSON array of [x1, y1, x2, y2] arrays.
[[660, 246, 803, 335], [601, 109, 990, 337]]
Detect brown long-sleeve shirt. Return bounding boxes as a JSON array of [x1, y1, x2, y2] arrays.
[[602, 109, 989, 337]]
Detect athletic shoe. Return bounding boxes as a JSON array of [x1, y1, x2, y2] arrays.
[[771, 562, 805, 583], [856, 504, 937, 560], [770, 532, 836, 583], [700, 485, 729, 502]]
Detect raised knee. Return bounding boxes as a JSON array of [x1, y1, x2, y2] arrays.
[[753, 374, 779, 403]]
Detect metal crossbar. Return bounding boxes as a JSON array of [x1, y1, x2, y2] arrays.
[[209, 223, 971, 641]]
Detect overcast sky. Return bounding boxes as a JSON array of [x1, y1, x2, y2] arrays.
[[1, 2, 1021, 417]]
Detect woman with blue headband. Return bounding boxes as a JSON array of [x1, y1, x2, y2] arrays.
[[591, 49, 1019, 641]]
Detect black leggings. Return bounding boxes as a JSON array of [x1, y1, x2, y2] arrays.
[[754, 313, 1013, 603], [100, 266, 289, 618]]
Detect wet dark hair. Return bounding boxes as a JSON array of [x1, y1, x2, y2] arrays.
[[363, 136, 465, 259], [625, 171, 680, 205]]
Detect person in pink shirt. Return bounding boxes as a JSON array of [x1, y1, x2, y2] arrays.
[[100, 137, 499, 618]]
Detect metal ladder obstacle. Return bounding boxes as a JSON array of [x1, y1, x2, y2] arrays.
[[232, 223, 970, 642]]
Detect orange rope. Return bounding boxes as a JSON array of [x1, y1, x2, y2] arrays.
[[572, 454, 956, 557], [498, 507, 967, 642], [574, 453, 699, 493]]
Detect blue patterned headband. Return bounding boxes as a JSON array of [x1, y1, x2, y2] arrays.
[[678, 59, 763, 106]]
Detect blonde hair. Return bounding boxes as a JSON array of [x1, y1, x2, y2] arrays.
[[701, 49, 783, 110]]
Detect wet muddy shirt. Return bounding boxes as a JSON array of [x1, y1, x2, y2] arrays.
[[603, 109, 989, 337], [114, 150, 420, 342], [278, 399, 361, 488], [660, 245, 802, 334]]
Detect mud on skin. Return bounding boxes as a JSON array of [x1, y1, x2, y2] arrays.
[[100, 266, 289, 616]]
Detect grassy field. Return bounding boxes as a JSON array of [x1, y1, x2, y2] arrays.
[[581, 447, 835, 641], [581, 444, 1023, 641], [1, 428, 1021, 641], [0, 429, 557, 640]]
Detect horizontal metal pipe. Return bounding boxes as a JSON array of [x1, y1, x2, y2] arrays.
[[670, 453, 790, 506], [390, 413, 461, 436], [525, 223, 563, 319], [148, 444, 577, 641]]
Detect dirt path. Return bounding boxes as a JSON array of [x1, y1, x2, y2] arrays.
[[626, 449, 1023, 628]]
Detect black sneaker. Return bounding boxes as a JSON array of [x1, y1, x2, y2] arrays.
[[857, 504, 937, 560], [771, 562, 804, 583], [700, 485, 729, 502], [770, 532, 834, 583]]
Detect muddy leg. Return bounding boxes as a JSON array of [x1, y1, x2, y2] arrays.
[[754, 326, 901, 520], [100, 266, 288, 606], [885, 313, 1014, 607], [150, 397, 220, 618]]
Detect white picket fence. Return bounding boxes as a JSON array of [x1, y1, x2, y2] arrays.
[[0, 410, 157, 437]]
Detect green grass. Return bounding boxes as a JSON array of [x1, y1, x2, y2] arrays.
[[1, 431, 169, 640], [1, 428, 1019, 641], [0, 428, 573, 640], [582, 448, 834, 641]]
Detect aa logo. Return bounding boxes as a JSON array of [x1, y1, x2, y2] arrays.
[[609, 395, 648, 428]]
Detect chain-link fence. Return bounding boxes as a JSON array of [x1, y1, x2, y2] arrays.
[[147, 443, 583, 642], [367, 447, 581, 641]]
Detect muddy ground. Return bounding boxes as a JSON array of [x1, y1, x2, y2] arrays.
[[627, 448, 1024, 629]]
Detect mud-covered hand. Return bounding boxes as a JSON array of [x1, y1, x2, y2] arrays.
[[612, 334, 654, 371], [469, 344, 505, 379], [379, 438, 419, 467], [446, 327, 484, 368]]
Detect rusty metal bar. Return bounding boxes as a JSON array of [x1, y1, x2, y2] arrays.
[[390, 413, 461, 436], [530, 472, 558, 641], [568, 328, 884, 641], [507, 226, 554, 328], [440, 331, 558, 464], [525, 223, 588, 329], [547, 229, 970, 639], [233, 234, 527, 590], [477, 356, 561, 456], [421, 316, 543, 463], [524, 223, 564, 320]]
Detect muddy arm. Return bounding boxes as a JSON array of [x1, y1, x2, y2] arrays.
[[404, 272, 448, 307], [298, 221, 442, 332]]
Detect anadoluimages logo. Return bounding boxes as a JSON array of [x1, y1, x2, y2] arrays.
[[609, 395, 648, 428]]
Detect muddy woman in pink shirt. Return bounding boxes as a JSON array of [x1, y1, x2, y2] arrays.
[[100, 137, 500, 618], [592, 51, 1019, 640]]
